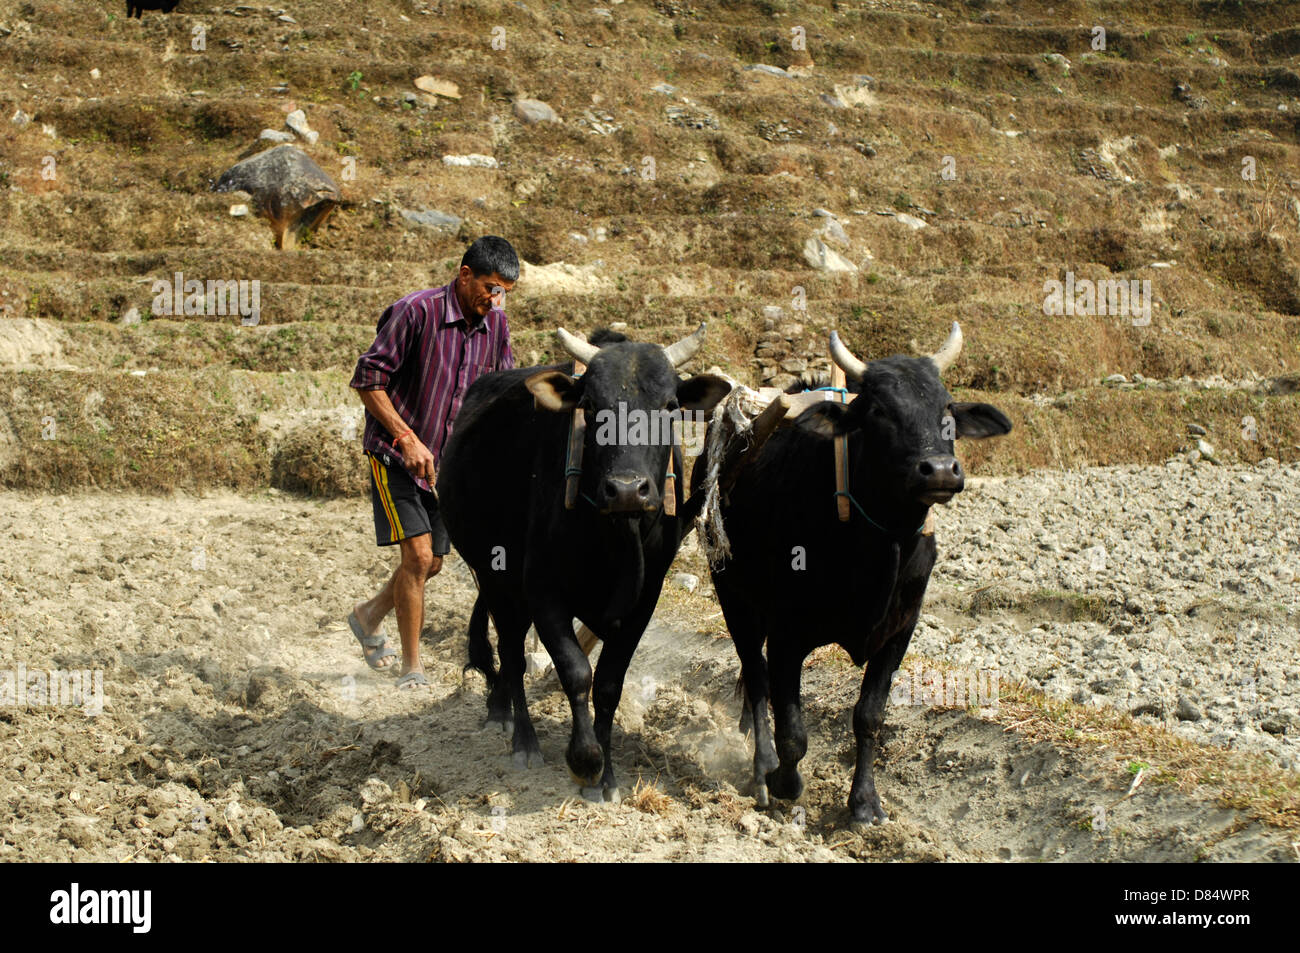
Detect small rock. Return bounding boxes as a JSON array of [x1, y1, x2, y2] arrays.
[[90, 68, 101, 80], [400, 208, 463, 232], [414, 75, 461, 100], [229, 203, 249, 217], [1176, 695, 1203, 721], [11, 108, 30, 126], [1103, 374, 1128, 385], [894, 213, 927, 230], [513, 99, 559, 124], [359, 778, 392, 805], [118, 307, 141, 327], [744, 64, 790, 78], [673, 572, 699, 593], [1129, 697, 1164, 717], [442, 153, 499, 168], [1187, 423, 1207, 436], [284, 109, 319, 145], [259, 129, 295, 143], [651, 83, 677, 96], [821, 217, 849, 247], [803, 236, 857, 272]]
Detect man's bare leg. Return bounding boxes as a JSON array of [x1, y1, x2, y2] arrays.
[[353, 534, 442, 676]]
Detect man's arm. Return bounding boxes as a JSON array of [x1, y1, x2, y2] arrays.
[[355, 388, 436, 483], [497, 319, 515, 371]]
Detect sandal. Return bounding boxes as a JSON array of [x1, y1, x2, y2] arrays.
[[349, 612, 397, 672], [395, 671, 430, 690]]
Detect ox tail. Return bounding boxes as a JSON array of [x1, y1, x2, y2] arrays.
[[463, 594, 498, 689]]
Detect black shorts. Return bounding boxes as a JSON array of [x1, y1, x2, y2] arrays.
[[365, 450, 451, 554]]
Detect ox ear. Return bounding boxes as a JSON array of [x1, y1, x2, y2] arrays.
[[676, 374, 731, 413], [526, 369, 582, 412], [794, 401, 855, 439], [952, 402, 1012, 439]]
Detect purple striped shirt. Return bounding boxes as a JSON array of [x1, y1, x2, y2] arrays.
[[351, 281, 513, 491]]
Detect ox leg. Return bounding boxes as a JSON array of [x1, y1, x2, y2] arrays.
[[737, 636, 778, 808], [849, 627, 913, 827], [533, 610, 603, 789], [590, 630, 640, 802], [765, 642, 808, 802], [716, 586, 778, 806], [481, 596, 541, 767]]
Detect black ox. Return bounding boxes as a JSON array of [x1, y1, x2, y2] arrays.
[[438, 326, 730, 800], [694, 323, 1011, 827]]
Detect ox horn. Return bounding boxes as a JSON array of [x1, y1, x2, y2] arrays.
[[662, 322, 707, 368], [929, 322, 963, 374], [829, 330, 867, 382], [555, 327, 600, 365]]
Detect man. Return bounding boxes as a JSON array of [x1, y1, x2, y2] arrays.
[[347, 236, 518, 689]]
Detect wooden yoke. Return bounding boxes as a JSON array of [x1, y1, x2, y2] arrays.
[[563, 360, 586, 509], [663, 420, 677, 517], [830, 362, 851, 522]]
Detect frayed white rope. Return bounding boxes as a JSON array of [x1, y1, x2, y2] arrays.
[[695, 378, 772, 569]]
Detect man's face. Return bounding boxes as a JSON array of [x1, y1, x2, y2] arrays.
[[457, 266, 515, 318]]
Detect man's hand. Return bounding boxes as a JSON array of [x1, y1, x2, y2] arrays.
[[395, 432, 436, 484]]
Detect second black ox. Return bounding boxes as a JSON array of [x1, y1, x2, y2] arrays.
[[696, 323, 1011, 827], [438, 326, 730, 800]]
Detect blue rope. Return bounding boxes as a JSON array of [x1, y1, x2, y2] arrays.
[[811, 386, 851, 398]]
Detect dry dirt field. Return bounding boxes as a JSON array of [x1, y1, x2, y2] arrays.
[[1, 0, 1298, 861]]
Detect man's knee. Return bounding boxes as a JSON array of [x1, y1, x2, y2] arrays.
[[399, 537, 436, 578]]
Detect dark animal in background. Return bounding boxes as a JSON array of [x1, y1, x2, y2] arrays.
[[694, 323, 1011, 827], [438, 325, 730, 800], [126, 1, 180, 18]]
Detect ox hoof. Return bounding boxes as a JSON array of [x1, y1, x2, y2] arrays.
[[580, 786, 604, 803], [603, 786, 622, 804], [753, 782, 771, 810], [849, 814, 889, 833], [483, 715, 513, 735], [512, 749, 544, 770], [849, 796, 889, 829], [764, 769, 804, 802]]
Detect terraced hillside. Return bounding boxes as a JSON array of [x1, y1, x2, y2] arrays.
[[2, 0, 1300, 864], [1, 0, 1298, 490]]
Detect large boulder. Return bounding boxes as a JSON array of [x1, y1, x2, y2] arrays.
[[212, 145, 342, 250]]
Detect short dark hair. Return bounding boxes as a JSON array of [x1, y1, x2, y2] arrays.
[[461, 235, 519, 282]]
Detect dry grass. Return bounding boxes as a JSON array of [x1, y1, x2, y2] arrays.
[[627, 777, 674, 816], [909, 653, 1300, 831]]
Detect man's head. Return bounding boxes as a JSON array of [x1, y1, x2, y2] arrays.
[[455, 236, 520, 319]]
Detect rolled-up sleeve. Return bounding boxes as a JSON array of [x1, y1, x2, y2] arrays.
[[351, 302, 415, 390]]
